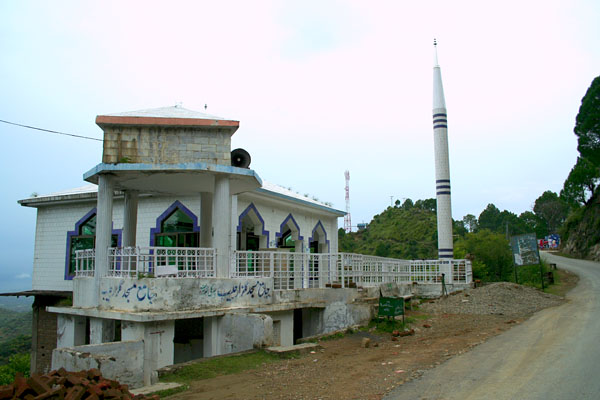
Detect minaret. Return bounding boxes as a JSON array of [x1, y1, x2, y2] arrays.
[[432, 39, 454, 259]]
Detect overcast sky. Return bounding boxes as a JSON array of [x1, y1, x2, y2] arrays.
[[1, 0, 598, 292]]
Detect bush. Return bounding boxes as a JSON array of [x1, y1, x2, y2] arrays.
[[454, 230, 513, 281], [0, 353, 30, 385]]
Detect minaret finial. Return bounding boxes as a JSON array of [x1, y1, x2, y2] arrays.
[[433, 38, 439, 67], [433, 38, 437, 46]]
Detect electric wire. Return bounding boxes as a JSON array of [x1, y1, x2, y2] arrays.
[[0, 119, 102, 142]]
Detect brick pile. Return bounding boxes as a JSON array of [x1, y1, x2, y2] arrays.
[[0, 368, 159, 400]]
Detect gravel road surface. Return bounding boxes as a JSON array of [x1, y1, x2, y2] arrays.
[[384, 252, 600, 400]]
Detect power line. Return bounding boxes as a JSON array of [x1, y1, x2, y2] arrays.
[[0, 119, 102, 142]]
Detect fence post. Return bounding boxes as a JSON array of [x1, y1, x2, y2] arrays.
[[341, 255, 346, 288]]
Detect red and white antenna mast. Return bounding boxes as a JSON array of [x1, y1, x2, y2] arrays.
[[344, 170, 352, 233]]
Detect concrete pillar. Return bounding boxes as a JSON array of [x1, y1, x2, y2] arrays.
[[89, 318, 115, 344], [121, 321, 145, 342], [56, 314, 86, 348], [122, 190, 139, 247], [94, 175, 114, 306], [203, 316, 221, 357], [143, 321, 174, 386], [200, 192, 213, 248], [213, 175, 231, 278], [231, 194, 238, 251]]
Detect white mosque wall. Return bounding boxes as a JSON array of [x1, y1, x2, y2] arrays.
[[29, 191, 340, 292]]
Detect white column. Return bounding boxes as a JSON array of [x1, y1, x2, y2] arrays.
[[200, 192, 213, 248], [94, 175, 114, 306], [213, 175, 231, 278], [122, 190, 139, 247], [203, 316, 221, 357], [56, 315, 86, 348], [89, 318, 115, 344], [231, 194, 238, 251]]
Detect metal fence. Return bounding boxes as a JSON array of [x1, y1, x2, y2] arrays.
[[74, 249, 96, 277], [76, 247, 471, 288], [233, 251, 472, 290], [75, 247, 215, 278]]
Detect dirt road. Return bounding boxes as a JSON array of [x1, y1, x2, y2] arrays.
[[384, 253, 600, 400]]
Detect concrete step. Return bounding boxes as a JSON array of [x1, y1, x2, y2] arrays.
[[131, 382, 184, 396], [266, 342, 321, 356]]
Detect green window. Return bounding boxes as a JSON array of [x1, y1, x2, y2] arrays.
[[69, 214, 118, 275], [154, 209, 199, 248]]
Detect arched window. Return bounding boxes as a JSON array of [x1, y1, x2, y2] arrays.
[[65, 209, 120, 280], [151, 201, 200, 247], [275, 214, 303, 250], [237, 203, 269, 250]]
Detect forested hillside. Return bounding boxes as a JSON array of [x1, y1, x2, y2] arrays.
[[339, 201, 439, 260], [561, 191, 600, 260], [558, 75, 600, 260], [0, 307, 31, 365]]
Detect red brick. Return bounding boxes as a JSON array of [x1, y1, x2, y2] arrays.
[[104, 388, 123, 399], [88, 384, 103, 397], [66, 375, 84, 387], [14, 375, 33, 398], [87, 369, 101, 381], [0, 385, 14, 400], [28, 374, 53, 395], [65, 386, 86, 400]]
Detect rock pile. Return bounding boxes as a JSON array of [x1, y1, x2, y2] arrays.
[[420, 282, 564, 317], [0, 368, 158, 400]]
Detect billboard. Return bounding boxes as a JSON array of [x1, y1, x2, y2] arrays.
[[510, 233, 540, 266]]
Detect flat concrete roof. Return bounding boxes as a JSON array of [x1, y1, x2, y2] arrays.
[[0, 290, 71, 298], [96, 106, 239, 132], [18, 181, 345, 216], [83, 162, 262, 196], [47, 300, 326, 322]]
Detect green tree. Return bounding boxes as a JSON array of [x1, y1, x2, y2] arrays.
[[478, 204, 502, 232], [574, 75, 600, 168], [454, 230, 513, 281], [533, 191, 568, 234], [0, 353, 30, 385], [518, 211, 547, 238], [415, 198, 436, 212], [462, 214, 478, 233], [401, 198, 414, 210], [561, 156, 599, 207]]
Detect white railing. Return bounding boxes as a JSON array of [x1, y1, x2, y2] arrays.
[[76, 246, 471, 288], [74, 249, 96, 277], [108, 247, 215, 278], [233, 251, 472, 289], [233, 251, 307, 290]]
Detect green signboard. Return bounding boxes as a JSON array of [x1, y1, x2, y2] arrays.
[[378, 297, 404, 317]]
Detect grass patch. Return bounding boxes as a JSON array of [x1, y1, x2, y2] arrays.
[[543, 269, 579, 297], [318, 332, 346, 341], [160, 350, 284, 384], [151, 384, 189, 398], [409, 313, 431, 321], [362, 317, 407, 334]]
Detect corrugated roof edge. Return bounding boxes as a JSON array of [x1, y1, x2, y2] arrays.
[[254, 187, 345, 216]]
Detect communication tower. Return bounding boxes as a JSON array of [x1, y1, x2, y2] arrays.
[[344, 170, 352, 233]]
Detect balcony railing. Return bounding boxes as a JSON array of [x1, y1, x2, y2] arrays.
[[74, 249, 96, 277], [75, 247, 472, 288], [233, 251, 472, 290], [75, 247, 215, 278]]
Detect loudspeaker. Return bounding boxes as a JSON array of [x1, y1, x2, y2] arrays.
[[231, 148, 251, 168]]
